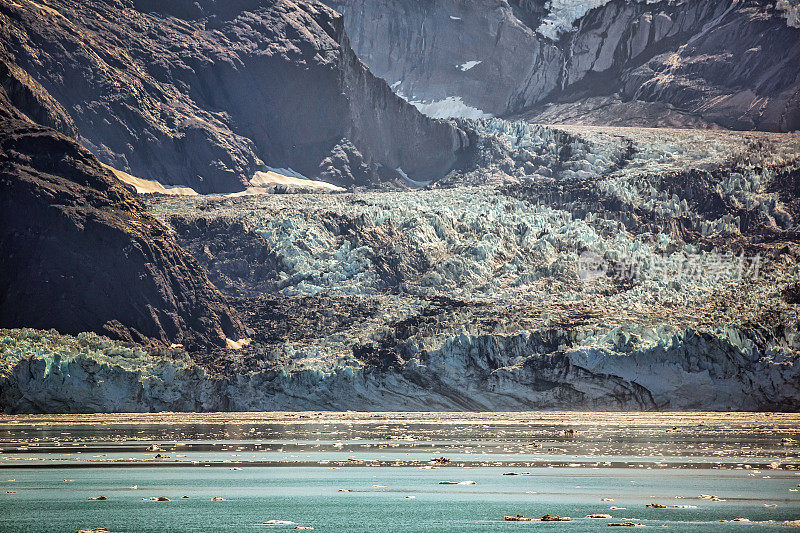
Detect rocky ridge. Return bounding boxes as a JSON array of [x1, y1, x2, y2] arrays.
[[327, 0, 800, 131], [0, 115, 243, 349], [0, 0, 469, 191]]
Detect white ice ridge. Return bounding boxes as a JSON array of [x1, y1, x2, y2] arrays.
[[407, 96, 492, 120], [536, 0, 615, 40], [538, 0, 798, 40], [457, 60, 481, 71]]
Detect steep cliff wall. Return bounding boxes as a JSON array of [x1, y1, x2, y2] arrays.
[[0, 0, 468, 191], [0, 118, 244, 348], [323, 0, 557, 119], [327, 0, 800, 131]]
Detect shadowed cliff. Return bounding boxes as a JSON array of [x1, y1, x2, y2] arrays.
[[0, 117, 244, 348], [0, 0, 469, 191]]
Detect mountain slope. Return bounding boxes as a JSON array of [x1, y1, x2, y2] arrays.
[[0, 0, 469, 191], [0, 116, 243, 348], [327, 0, 800, 131]]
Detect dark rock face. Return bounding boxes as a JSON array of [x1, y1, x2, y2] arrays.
[[0, 54, 77, 137], [546, 0, 800, 131], [327, 0, 800, 131], [323, 0, 552, 118], [0, 0, 468, 191], [0, 118, 243, 348]]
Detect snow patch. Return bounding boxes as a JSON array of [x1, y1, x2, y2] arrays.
[[238, 170, 345, 194], [457, 60, 482, 72], [102, 164, 342, 196], [407, 96, 492, 120], [104, 164, 198, 196]]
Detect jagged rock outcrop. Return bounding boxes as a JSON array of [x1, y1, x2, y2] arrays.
[[0, 118, 244, 348], [0, 53, 77, 137], [0, 0, 469, 191], [327, 0, 800, 131]]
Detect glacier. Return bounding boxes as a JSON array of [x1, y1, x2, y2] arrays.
[[1, 124, 798, 413]]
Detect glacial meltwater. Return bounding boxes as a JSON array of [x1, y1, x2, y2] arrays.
[[0, 412, 798, 532]]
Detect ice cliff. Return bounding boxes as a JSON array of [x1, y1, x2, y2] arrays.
[[2, 322, 797, 412]]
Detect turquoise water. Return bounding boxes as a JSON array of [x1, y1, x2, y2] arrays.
[[0, 466, 798, 531], [0, 413, 798, 531]]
